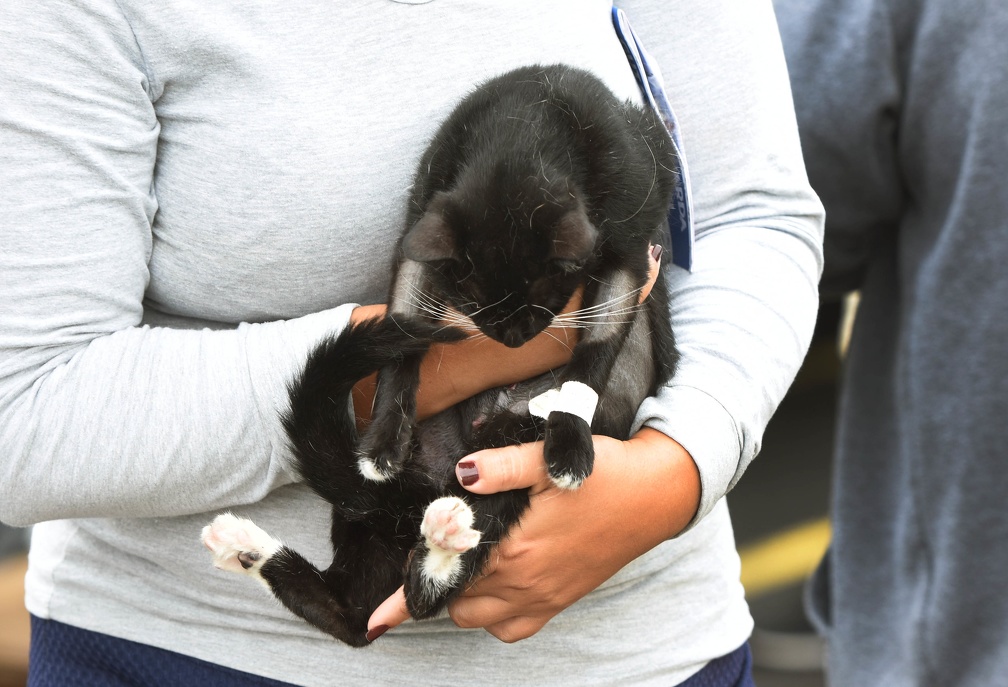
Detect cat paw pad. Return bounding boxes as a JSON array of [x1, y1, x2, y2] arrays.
[[417, 497, 481, 589], [201, 513, 281, 579], [421, 497, 481, 554]]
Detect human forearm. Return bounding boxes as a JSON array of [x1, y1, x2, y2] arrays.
[[349, 306, 576, 426], [612, 427, 701, 542], [349, 292, 579, 425], [0, 306, 356, 526], [640, 228, 821, 528]]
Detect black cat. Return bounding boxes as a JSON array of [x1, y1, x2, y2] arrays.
[[202, 64, 679, 646]]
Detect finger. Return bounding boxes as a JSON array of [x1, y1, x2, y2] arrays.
[[483, 616, 548, 644], [366, 585, 410, 641], [448, 593, 515, 629], [639, 244, 663, 303], [455, 442, 551, 495]]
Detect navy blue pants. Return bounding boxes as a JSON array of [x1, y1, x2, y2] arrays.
[[29, 616, 753, 686], [28, 617, 295, 687], [680, 641, 755, 687]]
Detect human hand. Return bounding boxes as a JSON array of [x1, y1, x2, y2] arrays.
[[366, 427, 699, 643]]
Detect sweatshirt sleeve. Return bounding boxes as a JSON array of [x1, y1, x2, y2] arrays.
[[621, 0, 825, 524], [774, 0, 904, 296], [0, 1, 354, 526]]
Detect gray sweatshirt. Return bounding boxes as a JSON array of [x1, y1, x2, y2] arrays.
[[0, 1, 823, 685], [776, 0, 1008, 684]]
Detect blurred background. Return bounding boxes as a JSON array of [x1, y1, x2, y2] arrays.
[[0, 524, 29, 687], [732, 296, 849, 687], [0, 299, 846, 687]]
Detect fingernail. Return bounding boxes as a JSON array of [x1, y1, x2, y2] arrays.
[[650, 244, 663, 261], [457, 460, 479, 487], [366, 625, 389, 642]]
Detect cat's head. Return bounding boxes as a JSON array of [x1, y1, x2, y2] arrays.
[[402, 179, 597, 348]]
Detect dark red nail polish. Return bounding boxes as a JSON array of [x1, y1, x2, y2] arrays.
[[650, 244, 663, 261], [457, 460, 479, 486], [366, 625, 389, 642]]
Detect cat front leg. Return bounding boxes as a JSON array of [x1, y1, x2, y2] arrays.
[[356, 314, 465, 481], [356, 347, 424, 481], [357, 260, 436, 481], [540, 266, 642, 488], [527, 382, 600, 490], [542, 410, 596, 490]]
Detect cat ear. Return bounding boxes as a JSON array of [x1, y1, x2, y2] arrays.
[[403, 199, 458, 262], [550, 207, 598, 263]]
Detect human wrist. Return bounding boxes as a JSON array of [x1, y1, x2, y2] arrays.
[[622, 428, 701, 544]]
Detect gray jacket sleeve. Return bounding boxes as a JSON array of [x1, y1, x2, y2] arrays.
[[0, 1, 354, 525], [775, 0, 905, 296], [624, 0, 824, 523]]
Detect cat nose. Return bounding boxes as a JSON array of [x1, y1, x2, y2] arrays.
[[496, 319, 540, 348], [499, 327, 527, 348]]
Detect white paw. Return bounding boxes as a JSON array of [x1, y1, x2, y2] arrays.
[[421, 496, 481, 554], [550, 472, 585, 491], [201, 513, 281, 582], [419, 497, 481, 589], [356, 455, 392, 482]]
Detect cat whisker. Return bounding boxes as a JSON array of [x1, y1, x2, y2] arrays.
[[538, 326, 576, 353], [551, 318, 638, 329], [555, 311, 641, 323], [403, 285, 463, 326], [402, 282, 448, 315], [529, 202, 546, 228], [611, 134, 657, 224], [561, 302, 642, 319], [558, 302, 644, 318], [559, 289, 645, 317]]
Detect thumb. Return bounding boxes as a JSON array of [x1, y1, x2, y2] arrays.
[[639, 243, 662, 303], [367, 585, 410, 642], [455, 442, 551, 495]]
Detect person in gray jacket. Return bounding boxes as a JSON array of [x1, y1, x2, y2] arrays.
[[774, 0, 1008, 684], [0, 1, 822, 685]]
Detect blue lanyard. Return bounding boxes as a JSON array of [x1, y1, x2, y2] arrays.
[[612, 6, 694, 271]]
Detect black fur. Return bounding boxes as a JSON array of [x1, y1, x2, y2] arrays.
[[252, 65, 679, 645]]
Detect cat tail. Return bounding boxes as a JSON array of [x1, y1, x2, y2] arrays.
[[280, 315, 465, 511]]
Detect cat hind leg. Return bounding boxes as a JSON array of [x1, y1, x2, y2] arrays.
[[421, 496, 482, 558], [202, 513, 377, 646], [202, 513, 282, 585], [405, 496, 481, 618]]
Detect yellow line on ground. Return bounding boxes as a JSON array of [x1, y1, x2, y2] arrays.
[[738, 518, 831, 598]]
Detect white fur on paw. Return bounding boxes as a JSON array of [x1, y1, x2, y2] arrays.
[[419, 497, 481, 588], [201, 513, 281, 584], [550, 472, 585, 491], [357, 455, 392, 482]]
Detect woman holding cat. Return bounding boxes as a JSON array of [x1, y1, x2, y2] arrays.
[[0, 1, 823, 686]]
